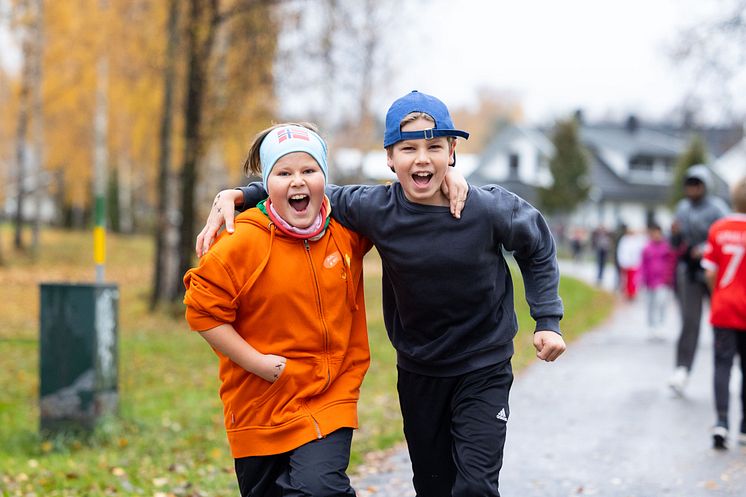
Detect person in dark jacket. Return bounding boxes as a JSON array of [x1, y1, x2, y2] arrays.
[[668, 165, 729, 395]]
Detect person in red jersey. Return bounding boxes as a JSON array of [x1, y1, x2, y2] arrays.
[[702, 176, 746, 450]]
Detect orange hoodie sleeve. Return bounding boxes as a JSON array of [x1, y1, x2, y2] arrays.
[[183, 252, 240, 331]]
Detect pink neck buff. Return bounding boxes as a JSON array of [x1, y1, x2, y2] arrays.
[[266, 196, 331, 241]]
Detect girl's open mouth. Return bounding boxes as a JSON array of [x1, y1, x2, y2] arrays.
[[289, 194, 310, 212]]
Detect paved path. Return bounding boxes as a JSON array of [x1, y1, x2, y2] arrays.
[[350, 260, 746, 496]]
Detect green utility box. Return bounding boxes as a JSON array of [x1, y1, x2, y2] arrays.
[[39, 283, 119, 433]]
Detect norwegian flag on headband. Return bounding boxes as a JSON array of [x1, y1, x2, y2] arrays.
[[277, 127, 310, 143]]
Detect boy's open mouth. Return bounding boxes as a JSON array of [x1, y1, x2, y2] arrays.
[[412, 172, 433, 186], [288, 194, 310, 212]]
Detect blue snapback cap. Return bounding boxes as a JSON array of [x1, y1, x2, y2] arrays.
[[383, 90, 469, 148]]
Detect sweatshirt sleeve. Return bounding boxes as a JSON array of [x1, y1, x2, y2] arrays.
[[325, 184, 378, 235], [183, 252, 240, 331], [238, 182, 374, 236], [238, 183, 268, 212], [498, 192, 564, 333]]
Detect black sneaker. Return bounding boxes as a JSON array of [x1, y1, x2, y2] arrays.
[[712, 425, 728, 450]]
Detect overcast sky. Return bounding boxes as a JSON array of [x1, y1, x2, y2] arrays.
[[373, 0, 730, 124], [1, 0, 735, 126]]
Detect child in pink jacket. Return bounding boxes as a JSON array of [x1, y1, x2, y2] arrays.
[[640, 222, 676, 339]]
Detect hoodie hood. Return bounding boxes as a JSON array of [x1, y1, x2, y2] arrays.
[[684, 164, 712, 191]]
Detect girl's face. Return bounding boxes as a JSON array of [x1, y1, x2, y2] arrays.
[[649, 228, 663, 241], [386, 116, 456, 206], [266, 152, 325, 229]]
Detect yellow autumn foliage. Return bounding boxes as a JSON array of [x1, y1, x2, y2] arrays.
[[4, 0, 277, 218]]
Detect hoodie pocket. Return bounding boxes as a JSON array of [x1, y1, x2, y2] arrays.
[[230, 358, 324, 428], [250, 359, 293, 411]]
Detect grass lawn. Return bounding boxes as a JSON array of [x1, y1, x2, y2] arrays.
[[0, 227, 613, 496]]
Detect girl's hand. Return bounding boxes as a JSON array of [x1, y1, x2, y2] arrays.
[[255, 354, 287, 383]]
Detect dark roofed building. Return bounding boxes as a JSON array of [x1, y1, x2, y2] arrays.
[[469, 118, 738, 230]]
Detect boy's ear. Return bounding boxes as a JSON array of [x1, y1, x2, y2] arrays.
[[386, 149, 395, 172], [448, 140, 457, 165]]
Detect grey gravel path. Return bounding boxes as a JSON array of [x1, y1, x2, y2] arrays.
[[350, 260, 746, 496]]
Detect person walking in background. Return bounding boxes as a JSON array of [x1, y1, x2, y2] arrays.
[[702, 176, 746, 450], [612, 222, 628, 291], [592, 225, 612, 286], [183, 123, 373, 496], [668, 165, 729, 396], [616, 226, 646, 300], [639, 222, 676, 340], [569, 226, 586, 261]]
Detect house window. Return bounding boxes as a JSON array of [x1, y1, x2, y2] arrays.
[[629, 154, 675, 183], [509, 153, 520, 177], [629, 155, 654, 173]]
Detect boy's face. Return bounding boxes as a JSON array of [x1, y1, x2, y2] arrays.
[[266, 152, 325, 229], [387, 116, 456, 206]]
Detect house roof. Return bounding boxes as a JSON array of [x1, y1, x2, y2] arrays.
[[654, 124, 744, 158], [586, 147, 670, 203], [468, 119, 738, 205], [579, 125, 684, 158]]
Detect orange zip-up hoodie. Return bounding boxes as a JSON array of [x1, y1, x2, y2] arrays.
[[183, 208, 372, 458]]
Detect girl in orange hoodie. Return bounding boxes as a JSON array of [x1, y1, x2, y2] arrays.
[[183, 123, 371, 497]]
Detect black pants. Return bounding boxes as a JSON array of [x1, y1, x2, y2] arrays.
[[675, 264, 710, 371], [713, 327, 746, 430], [397, 360, 513, 497], [234, 428, 356, 497]]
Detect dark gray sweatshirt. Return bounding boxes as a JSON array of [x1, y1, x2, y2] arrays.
[[239, 182, 563, 376]]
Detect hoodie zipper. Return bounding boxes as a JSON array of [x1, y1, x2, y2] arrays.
[[303, 239, 332, 392], [303, 401, 324, 439]]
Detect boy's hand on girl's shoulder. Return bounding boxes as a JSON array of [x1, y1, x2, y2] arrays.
[[533, 331, 566, 362], [442, 167, 468, 219], [195, 189, 243, 258]]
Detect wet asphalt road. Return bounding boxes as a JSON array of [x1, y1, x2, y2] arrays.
[[350, 261, 746, 496]]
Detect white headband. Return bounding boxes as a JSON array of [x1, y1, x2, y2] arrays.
[[259, 125, 328, 188]]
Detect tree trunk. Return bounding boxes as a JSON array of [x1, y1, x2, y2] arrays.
[[13, 0, 32, 250], [118, 154, 134, 233], [175, 0, 219, 300], [151, 0, 180, 309], [30, 0, 45, 257]]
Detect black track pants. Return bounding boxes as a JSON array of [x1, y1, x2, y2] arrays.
[[233, 428, 356, 497], [397, 360, 513, 497], [675, 264, 709, 370], [713, 327, 746, 428]]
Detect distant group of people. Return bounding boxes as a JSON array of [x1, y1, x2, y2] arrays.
[[618, 166, 745, 451], [566, 165, 746, 452]]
